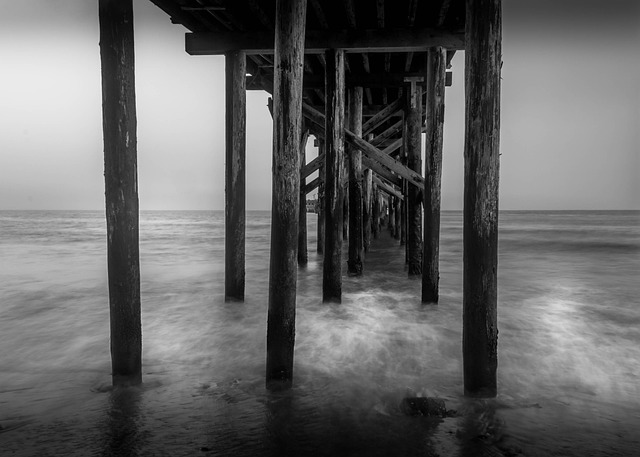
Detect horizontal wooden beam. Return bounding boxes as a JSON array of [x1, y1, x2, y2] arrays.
[[186, 28, 465, 55], [247, 71, 452, 91]]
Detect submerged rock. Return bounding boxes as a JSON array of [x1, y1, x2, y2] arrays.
[[400, 397, 456, 417]]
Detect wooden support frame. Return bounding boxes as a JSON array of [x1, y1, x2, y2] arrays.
[[99, 0, 142, 386], [266, 0, 307, 390], [225, 51, 247, 302], [344, 131, 424, 190], [186, 28, 465, 55], [302, 102, 424, 190], [347, 87, 364, 276], [463, 0, 502, 398], [323, 48, 345, 303], [422, 46, 447, 304]]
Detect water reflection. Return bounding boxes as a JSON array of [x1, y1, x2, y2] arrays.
[[264, 390, 296, 456], [456, 400, 508, 457], [101, 386, 144, 457]]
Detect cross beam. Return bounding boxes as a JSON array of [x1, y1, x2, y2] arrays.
[[373, 175, 404, 201], [247, 71, 452, 91], [345, 130, 424, 190], [187, 28, 465, 55], [301, 152, 324, 179], [362, 156, 402, 188], [302, 102, 424, 190]]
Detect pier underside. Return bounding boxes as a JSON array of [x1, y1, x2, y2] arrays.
[[100, 0, 501, 397]]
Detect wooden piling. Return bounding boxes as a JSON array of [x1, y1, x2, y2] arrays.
[[317, 139, 325, 254], [394, 195, 401, 240], [323, 48, 345, 302], [400, 180, 407, 246], [343, 188, 349, 240], [225, 50, 247, 301], [266, 0, 307, 389], [463, 0, 501, 398], [347, 87, 364, 276], [363, 135, 373, 252], [405, 80, 423, 276], [400, 118, 408, 250], [372, 185, 380, 239], [99, 0, 141, 386], [388, 195, 396, 235], [298, 127, 310, 266], [422, 46, 446, 304]]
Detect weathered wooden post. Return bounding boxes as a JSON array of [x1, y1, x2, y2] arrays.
[[99, 0, 141, 386], [225, 50, 246, 301], [405, 77, 423, 276], [363, 135, 373, 252], [422, 47, 446, 304], [317, 138, 325, 254], [394, 194, 401, 240], [343, 188, 349, 240], [323, 48, 345, 302], [387, 195, 394, 232], [347, 87, 364, 276], [372, 184, 379, 239], [298, 127, 310, 266], [400, 123, 408, 248], [388, 195, 396, 235], [463, 0, 501, 397], [266, 0, 307, 389]]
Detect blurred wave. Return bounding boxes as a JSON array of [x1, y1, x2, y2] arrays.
[[1, 210, 638, 456]]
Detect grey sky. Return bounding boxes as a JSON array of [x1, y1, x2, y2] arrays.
[[0, 0, 638, 210]]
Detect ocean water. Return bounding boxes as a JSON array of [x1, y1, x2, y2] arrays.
[[0, 210, 639, 456]]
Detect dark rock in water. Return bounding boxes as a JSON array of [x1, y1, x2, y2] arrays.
[[400, 397, 455, 417]]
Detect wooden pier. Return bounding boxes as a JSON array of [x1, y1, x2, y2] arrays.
[[99, 0, 501, 397]]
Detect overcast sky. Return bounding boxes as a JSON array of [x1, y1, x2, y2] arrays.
[[0, 0, 638, 210]]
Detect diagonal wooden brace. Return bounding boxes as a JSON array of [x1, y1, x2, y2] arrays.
[[302, 101, 424, 190]]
